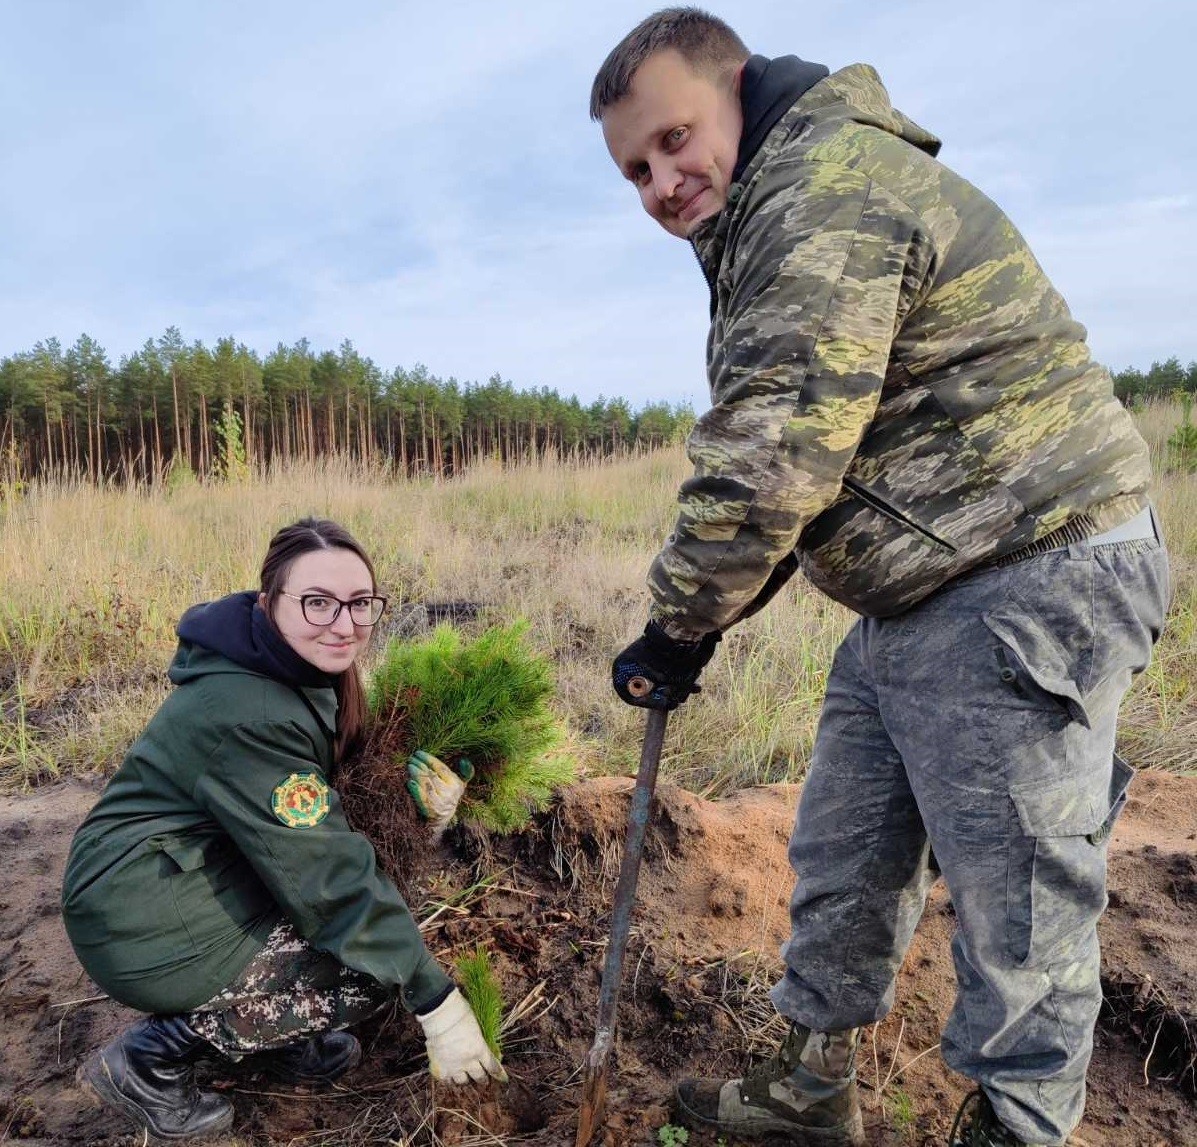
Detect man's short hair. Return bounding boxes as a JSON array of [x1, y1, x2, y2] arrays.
[[590, 7, 749, 121]]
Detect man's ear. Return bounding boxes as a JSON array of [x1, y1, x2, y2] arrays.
[[733, 60, 747, 94]]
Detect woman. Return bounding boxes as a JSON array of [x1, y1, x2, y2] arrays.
[[62, 518, 503, 1142]]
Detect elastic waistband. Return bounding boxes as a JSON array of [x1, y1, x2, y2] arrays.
[[989, 506, 1157, 569]]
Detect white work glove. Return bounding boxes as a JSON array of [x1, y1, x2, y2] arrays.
[[407, 750, 473, 840], [416, 987, 508, 1085]]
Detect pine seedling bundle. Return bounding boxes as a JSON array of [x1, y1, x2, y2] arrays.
[[370, 621, 577, 832], [342, 622, 577, 888]]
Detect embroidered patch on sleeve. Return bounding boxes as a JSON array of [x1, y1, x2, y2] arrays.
[[271, 773, 330, 828]]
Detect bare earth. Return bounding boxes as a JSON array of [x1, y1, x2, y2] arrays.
[[1, 770, 1194, 1146]]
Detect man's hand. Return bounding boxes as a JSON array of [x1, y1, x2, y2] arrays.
[[407, 750, 474, 839], [611, 621, 721, 710], [416, 987, 508, 1085]]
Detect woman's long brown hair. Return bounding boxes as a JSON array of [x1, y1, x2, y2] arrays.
[[259, 518, 378, 763]]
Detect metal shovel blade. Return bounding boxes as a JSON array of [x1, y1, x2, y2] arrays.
[[576, 702, 669, 1146]]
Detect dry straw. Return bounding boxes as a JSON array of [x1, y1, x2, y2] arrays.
[[1, 403, 1194, 794]]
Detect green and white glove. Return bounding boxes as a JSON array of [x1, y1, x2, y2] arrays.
[[407, 750, 474, 839], [416, 987, 507, 1085]]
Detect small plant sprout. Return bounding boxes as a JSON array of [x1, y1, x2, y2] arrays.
[[455, 945, 504, 1061]]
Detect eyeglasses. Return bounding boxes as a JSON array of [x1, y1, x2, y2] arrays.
[[281, 592, 388, 627]]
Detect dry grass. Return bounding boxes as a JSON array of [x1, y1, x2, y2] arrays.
[[1, 402, 1195, 794]]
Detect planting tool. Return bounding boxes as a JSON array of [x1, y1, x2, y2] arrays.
[[576, 685, 669, 1147]]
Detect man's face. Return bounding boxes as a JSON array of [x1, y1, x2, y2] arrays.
[[601, 49, 743, 240]]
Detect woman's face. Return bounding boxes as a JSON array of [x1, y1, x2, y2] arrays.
[[263, 548, 376, 674]]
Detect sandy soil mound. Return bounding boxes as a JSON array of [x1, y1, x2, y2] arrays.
[[1, 770, 1194, 1146]]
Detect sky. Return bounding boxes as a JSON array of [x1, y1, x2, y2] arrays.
[[1, 0, 1192, 410]]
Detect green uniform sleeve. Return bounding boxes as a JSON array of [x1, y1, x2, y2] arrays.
[[194, 719, 452, 1013], [649, 162, 935, 638]]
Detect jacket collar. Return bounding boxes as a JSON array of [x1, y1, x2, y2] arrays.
[[691, 64, 941, 276]]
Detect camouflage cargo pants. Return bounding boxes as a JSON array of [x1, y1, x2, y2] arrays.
[[772, 518, 1170, 1144], [187, 920, 392, 1057]]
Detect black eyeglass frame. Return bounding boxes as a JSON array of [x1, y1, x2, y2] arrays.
[[280, 591, 389, 627]]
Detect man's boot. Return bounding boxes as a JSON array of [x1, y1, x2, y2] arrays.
[[78, 1015, 233, 1141], [674, 1023, 865, 1144], [949, 1090, 1036, 1146], [259, 1030, 362, 1085]]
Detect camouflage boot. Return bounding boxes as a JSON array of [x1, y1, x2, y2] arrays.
[[949, 1090, 1036, 1146], [674, 1023, 865, 1144]]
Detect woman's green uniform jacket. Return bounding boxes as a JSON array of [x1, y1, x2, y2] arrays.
[[61, 641, 451, 1015]]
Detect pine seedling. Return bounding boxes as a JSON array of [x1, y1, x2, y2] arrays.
[[1166, 391, 1197, 473], [455, 945, 504, 1060]]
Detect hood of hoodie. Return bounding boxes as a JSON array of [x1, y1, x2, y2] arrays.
[[169, 590, 335, 691], [734, 54, 830, 181]]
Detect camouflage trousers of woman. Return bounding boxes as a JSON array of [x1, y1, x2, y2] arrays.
[[186, 920, 392, 1058], [771, 516, 1171, 1145]]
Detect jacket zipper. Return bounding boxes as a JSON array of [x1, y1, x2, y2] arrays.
[[691, 238, 718, 316], [841, 476, 958, 553]]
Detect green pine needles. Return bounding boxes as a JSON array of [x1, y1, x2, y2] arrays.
[[1167, 392, 1197, 474], [368, 621, 577, 832], [455, 945, 504, 1059]]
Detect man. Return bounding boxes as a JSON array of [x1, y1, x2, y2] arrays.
[[593, 8, 1171, 1147]]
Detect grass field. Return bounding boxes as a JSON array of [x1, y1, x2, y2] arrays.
[[1, 401, 1193, 796]]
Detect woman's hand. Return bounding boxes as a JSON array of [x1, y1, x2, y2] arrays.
[[415, 988, 507, 1084], [406, 751, 474, 839]]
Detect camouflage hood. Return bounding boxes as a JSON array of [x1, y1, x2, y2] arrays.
[[648, 65, 1150, 634], [788, 64, 942, 159], [744, 63, 942, 172]]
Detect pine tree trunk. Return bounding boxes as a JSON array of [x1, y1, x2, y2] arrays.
[[95, 392, 105, 479], [199, 394, 209, 476], [43, 401, 54, 473]]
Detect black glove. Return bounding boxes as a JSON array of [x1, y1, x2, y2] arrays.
[[611, 621, 722, 710]]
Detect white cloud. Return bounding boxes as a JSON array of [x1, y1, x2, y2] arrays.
[[1023, 195, 1197, 369], [1, 0, 1193, 402]]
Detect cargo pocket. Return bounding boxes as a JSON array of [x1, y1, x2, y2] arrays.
[[983, 593, 1092, 728], [158, 837, 213, 873], [155, 836, 227, 949], [1006, 755, 1134, 967]]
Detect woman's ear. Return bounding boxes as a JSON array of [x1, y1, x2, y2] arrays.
[[257, 591, 269, 613]]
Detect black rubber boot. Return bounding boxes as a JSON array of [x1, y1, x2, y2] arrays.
[[260, 1030, 362, 1084], [674, 1023, 866, 1144], [78, 1016, 233, 1141], [949, 1090, 1032, 1146]]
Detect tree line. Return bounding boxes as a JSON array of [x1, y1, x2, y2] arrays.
[[1112, 356, 1197, 405], [1, 330, 1191, 485], [0, 329, 696, 484]]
